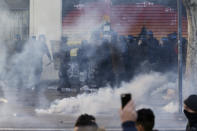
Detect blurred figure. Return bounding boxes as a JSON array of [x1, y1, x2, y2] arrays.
[[137, 26, 147, 45], [136, 108, 157, 131], [167, 32, 177, 67], [14, 34, 24, 54], [158, 37, 170, 71], [57, 36, 71, 91], [94, 40, 114, 88], [146, 31, 160, 65], [77, 40, 89, 85], [34, 35, 51, 86], [137, 26, 148, 62], [38, 35, 51, 61], [119, 35, 129, 82], [32, 36, 36, 40], [127, 35, 140, 76], [110, 32, 124, 87], [184, 94, 197, 131]]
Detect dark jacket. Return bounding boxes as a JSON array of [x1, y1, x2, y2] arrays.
[[122, 121, 137, 131], [122, 121, 159, 131], [186, 124, 197, 131]]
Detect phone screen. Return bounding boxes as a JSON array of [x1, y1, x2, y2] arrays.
[[121, 93, 131, 109]]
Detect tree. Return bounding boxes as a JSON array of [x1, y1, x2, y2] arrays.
[[184, 0, 197, 88]]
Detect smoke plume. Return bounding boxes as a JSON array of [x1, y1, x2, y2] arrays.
[[0, 1, 49, 118], [36, 72, 180, 115]]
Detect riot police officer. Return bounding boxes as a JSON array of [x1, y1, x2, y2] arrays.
[[57, 36, 71, 92]]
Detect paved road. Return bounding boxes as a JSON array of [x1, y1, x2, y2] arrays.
[[0, 85, 187, 131]]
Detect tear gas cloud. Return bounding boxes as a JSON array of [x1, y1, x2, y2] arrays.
[[0, 0, 194, 129], [0, 1, 49, 118], [0, 1, 12, 75], [64, 0, 135, 43], [0, 0, 25, 118], [36, 72, 186, 115], [0, 1, 19, 112], [64, 4, 101, 42]]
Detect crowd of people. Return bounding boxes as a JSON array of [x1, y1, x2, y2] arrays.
[[57, 26, 187, 90], [3, 24, 195, 131], [73, 94, 197, 131], [7, 27, 187, 91]]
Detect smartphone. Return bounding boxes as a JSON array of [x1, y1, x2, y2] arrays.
[[121, 93, 132, 109]]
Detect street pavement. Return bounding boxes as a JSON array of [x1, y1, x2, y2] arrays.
[[0, 85, 187, 131]]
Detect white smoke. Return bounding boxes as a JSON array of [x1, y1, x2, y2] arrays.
[[64, 0, 141, 43], [36, 72, 180, 115], [0, 1, 50, 118], [64, 3, 102, 42], [0, 0, 192, 128], [0, 1, 12, 75], [162, 102, 178, 113], [0, 1, 18, 115]]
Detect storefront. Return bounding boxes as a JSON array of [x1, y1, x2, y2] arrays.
[[62, 0, 187, 41]]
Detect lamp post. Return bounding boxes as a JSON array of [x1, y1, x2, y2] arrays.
[[177, 0, 183, 113]]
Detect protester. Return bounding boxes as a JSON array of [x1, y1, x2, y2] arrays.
[[184, 94, 197, 131]]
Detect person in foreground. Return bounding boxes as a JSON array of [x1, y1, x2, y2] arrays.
[[136, 108, 158, 131], [184, 94, 197, 131], [74, 114, 105, 131], [120, 100, 157, 131]]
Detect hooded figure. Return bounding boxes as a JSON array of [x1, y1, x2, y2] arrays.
[[184, 94, 197, 131]]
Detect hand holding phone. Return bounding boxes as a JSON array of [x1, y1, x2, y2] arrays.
[[121, 93, 132, 109], [120, 95, 137, 123]]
